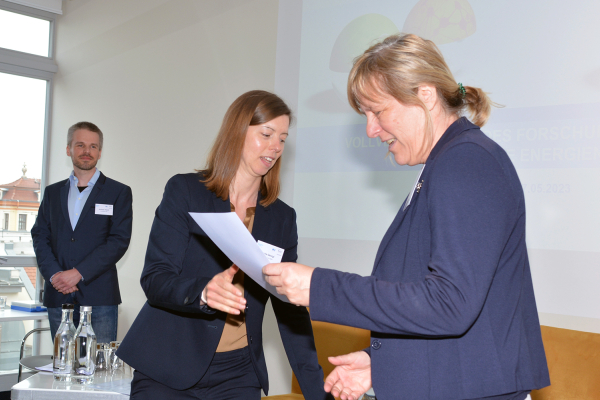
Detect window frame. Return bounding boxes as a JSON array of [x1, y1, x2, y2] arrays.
[[0, 0, 57, 295], [0, 2, 57, 73]]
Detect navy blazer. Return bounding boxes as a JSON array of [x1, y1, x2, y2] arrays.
[[310, 118, 550, 400], [117, 173, 331, 399], [32, 172, 133, 307]]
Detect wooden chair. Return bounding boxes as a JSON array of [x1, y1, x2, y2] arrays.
[[531, 326, 600, 400], [263, 320, 371, 400]]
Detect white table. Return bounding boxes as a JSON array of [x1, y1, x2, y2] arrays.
[[0, 308, 48, 322], [12, 369, 133, 399]]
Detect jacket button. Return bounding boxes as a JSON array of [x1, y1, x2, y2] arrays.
[[184, 297, 189, 304], [71, 238, 75, 242], [249, 336, 253, 343], [371, 340, 381, 350]]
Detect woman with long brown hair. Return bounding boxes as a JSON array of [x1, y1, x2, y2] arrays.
[[118, 90, 331, 400]]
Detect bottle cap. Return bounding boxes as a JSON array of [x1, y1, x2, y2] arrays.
[[61, 303, 74, 309], [81, 305, 93, 312]]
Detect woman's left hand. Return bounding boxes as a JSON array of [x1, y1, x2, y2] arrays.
[[324, 351, 372, 400], [262, 262, 314, 306]]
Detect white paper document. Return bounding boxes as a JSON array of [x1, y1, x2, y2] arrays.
[[35, 363, 53, 372], [189, 212, 289, 303]]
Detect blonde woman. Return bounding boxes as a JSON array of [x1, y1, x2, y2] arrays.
[[264, 34, 550, 400]]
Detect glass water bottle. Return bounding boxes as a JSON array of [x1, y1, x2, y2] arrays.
[[73, 306, 97, 384], [53, 303, 76, 381]]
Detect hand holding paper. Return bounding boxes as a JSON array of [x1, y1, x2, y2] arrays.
[[262, 262, 314, 306], [189, 212, 290, 302]]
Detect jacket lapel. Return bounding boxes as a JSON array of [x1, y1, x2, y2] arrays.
[[60, 181, 71, 230], [210, 190, 231, 213], [372, 198, 410, 274], [75, 172, 106, 230]]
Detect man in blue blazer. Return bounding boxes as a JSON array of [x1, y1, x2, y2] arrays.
[[32, 122, 132, 343]]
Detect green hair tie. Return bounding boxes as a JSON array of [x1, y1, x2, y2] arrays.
[[458, 82, 466, 98]]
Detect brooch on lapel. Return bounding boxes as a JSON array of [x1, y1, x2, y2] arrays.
[[416, 180, 424, 193]]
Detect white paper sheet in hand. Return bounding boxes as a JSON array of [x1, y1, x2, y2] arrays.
[[189, 212, 289, 303]]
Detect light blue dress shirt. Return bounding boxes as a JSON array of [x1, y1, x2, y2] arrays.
[[67, 168, 101, 230]]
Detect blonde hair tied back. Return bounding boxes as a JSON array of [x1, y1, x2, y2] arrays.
[[347, 33, 493, 128]]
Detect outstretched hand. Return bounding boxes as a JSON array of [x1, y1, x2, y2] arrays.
[[202, 265, 246, 314], [324, 350, 372, 400], [262, 262, 314, 306]]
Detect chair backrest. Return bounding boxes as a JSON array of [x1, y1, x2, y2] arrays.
[[531, 325, 600, 400], [287, 323, 600, 398], [290, 320, 371, 395]]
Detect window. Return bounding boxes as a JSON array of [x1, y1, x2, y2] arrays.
[[0, 8, 50, 56], [0, 0, 56, 259], [18, 214, 26, 231], [0, 0, 60, 376], [0, 72, 46, 240], [0, 0, 58, 328]]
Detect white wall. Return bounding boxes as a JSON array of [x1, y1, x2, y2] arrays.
[[49, 0, 292, 395]]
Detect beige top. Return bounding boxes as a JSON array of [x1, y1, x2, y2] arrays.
[[215, 204, 256, 352]]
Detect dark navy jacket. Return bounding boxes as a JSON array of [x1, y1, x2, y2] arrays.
[[117, 173, 331, 399], [32, 172, 133, 307], [310, 118, 550, 400]]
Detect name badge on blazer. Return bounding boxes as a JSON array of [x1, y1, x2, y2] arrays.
[[257, 241, 284, 263], [95, 204, 113, 216]]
